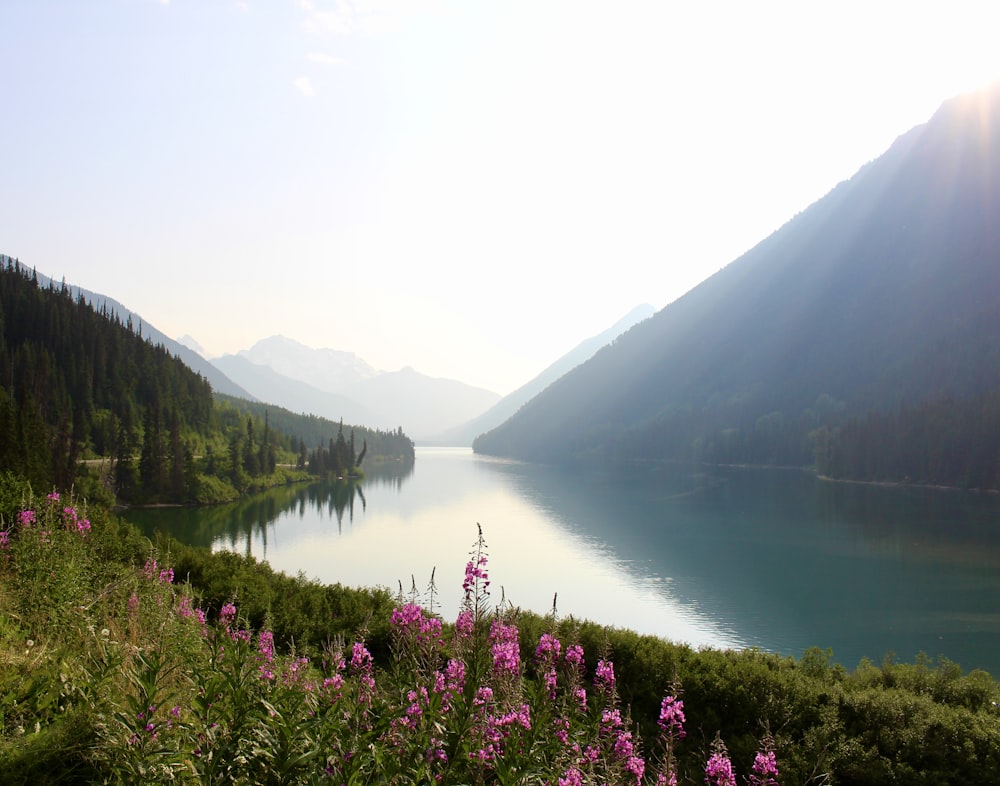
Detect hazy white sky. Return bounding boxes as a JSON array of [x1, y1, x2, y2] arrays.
[[3, 1, 999, 395]]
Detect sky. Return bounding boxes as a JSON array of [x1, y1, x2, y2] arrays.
[[3, 1, 1000, 396]]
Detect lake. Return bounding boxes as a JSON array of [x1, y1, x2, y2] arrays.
[[123, 447, 1000, 676]]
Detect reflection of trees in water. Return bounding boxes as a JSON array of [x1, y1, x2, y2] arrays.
[[130, 482, 360, 553], [202, 481, 368, 555], [130, 461, 416, 555], [813, 477, 1000, 565], [362, 460, 415, 492]]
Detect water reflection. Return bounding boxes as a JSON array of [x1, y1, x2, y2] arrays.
[[123, 449, 1000, 675], [126, 459, 415, 555]]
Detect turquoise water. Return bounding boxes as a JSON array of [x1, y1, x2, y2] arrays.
[[124, 447, 1000, 675]]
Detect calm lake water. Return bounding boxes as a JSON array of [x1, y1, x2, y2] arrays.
[[123, 447, 1000, 675]]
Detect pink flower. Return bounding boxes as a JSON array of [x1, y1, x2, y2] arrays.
[[489, 619, 520, 676], [535, 633, 562, 661], [350, 641, 376, 703], [445, 657, 466, 688], [455, 609, 474, 637], [543, 668, 558, 699], [614, 729, 635, 757], [601, 706, 623, 732], [391, 602, 423, 630], [749, 744, 780, 786], [658, 694, 686, 739], [626, 753, 646, 783], [219, 602, 237, 626], [705, 737, 736, 786], [463, 555, 489, 592], [258, 630, 275, 662], [595, 659, 615, 692], [559, 767, 584, 786]]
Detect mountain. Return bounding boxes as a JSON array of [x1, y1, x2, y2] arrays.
[[474, 83, 1000, 487], [211, 353, 381, 426], [177, 334, 207, 356], [238, 335, 378, 392], [2, 260, 254, 401], [339, 368, 500, 441], [431, 304, 655, 446], [217, 340, 501, 442]]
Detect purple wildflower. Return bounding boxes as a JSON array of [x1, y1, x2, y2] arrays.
[[559, 767, 584, 786], [350, 641, 376, 704], [705, 736, 736, 786], [535, 632, 562, 661], [258, 630, 275, 665], [626, 753, 646, 783], [455, 608, 474, 637], [658, 694, 686, 739], [595, 659, 615, 692], [473, 685, 494, 707], [749, 738, 780, 786], [219, 602, 237, 626], [391, 602, 423, 630], [489, 619, 520, 676], [462, 555, 490, 598], [445, 657, 466, 692]]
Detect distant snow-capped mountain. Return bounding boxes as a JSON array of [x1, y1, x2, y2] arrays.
[[216, 337, 501, 441]]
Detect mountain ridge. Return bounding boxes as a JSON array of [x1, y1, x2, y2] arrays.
[[473, 83, 1000, 487], [213, 339, 501, 442], [429, 303, 655, 446]]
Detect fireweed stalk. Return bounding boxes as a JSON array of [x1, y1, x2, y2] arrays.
[[705, 734, 737, 786], [650, 682, 686, 786]]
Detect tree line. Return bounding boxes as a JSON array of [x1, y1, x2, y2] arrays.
[[481, 385, 1000, 491]]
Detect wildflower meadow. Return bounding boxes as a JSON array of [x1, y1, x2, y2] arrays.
[[2, 488, 1000, 784]]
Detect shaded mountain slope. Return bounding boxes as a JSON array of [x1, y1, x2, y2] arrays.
[[432, 304, 654, 446], [474, 84, 1000, 471]]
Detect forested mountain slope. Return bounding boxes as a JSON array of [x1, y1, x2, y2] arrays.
[[0, 256, 253, 400], [474, 84, 1000, 488], [0, 261, 414, 501]]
